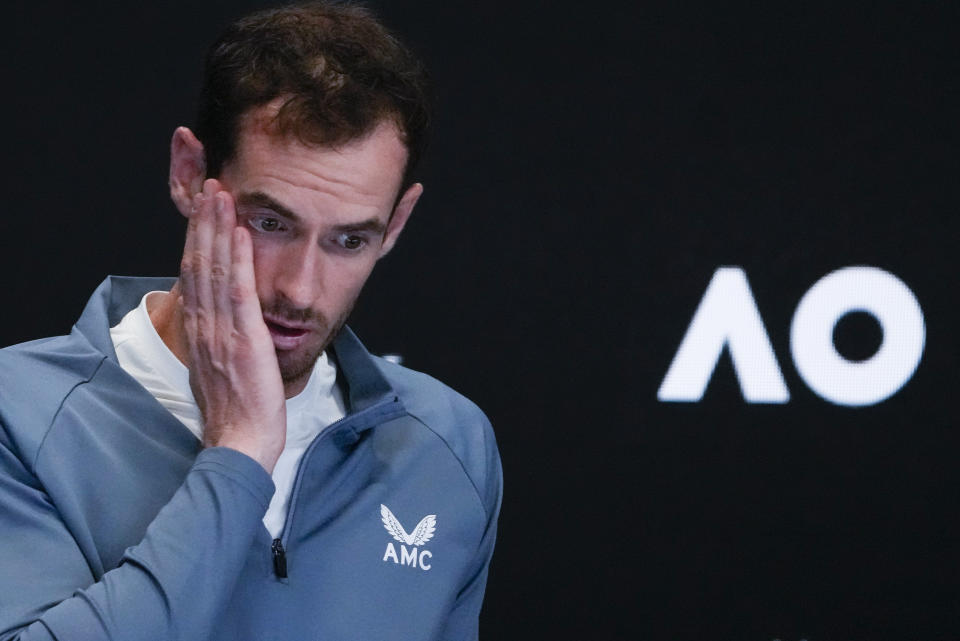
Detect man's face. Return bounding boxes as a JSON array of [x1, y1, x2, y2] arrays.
[[214, 106, 416, 388]]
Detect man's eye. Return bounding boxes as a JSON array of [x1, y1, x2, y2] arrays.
[[252, 216, 283, 232], [338, 234, 367, 251]]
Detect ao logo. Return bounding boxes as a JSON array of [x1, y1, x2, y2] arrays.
[[658, 266, 925, 406]]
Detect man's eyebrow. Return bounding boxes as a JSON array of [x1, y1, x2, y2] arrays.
[[332, 218, 387, 235], [235, 191, 302, 223]]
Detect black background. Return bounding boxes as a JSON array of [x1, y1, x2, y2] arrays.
[[4, 2, 958, 639]]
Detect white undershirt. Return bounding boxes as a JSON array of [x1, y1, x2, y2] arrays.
[[110, 291, 346, 539]]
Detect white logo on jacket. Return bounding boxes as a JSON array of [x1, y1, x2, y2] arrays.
[[381, 504, 435, 571]]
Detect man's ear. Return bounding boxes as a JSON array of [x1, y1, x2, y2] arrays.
[[169, 127, 206, 217], [379, 182, 423, 258]]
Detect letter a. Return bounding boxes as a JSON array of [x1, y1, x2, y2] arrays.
[[658, 267, 789, 403], [383, 543, 399, 564]]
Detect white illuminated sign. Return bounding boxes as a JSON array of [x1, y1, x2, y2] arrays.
[[658, 266, 925, 406], [790, 266, 925, 406], [656, 268, 789, 403]]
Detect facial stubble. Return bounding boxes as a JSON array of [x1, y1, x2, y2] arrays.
[[265, 297, 357, 386]]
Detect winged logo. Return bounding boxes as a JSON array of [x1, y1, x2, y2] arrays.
[[380, 504, 436, 546]]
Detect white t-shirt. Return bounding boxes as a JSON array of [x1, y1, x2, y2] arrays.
[[110, 292, 346, 539]]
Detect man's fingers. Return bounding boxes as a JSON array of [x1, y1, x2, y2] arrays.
[[179, 192, 203, 315], [191, 181, 218, 334], [230, 225, 264, 334], [179, 190, 207, 368], [212, 191, 235, 324]]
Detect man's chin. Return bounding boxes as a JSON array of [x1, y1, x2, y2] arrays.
[[275, 325, 342, 386], [274, 317, 348, 388], [277, 348, 324, 385]]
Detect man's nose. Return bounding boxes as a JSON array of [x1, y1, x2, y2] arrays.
[[274, 239, 322, 309]]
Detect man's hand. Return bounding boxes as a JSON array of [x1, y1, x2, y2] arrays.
[[180, 179, 286, 474]]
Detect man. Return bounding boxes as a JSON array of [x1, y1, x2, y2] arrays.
[[0, 4, 501, 641]]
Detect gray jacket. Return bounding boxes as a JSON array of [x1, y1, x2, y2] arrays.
[[0, 276, 501, 641]]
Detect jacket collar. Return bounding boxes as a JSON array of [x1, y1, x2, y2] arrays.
[[74, 276, 397, 414], [74, 276, 175, 363]]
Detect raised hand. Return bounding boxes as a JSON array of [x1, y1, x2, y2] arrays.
[[179, 179, 286, 473]]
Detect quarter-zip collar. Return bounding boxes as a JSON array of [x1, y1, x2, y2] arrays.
[[329, 326, 398, 414], [74, 276, 176, 362]]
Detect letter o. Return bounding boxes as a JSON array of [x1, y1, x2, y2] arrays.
[[790, 266, 925, 406]]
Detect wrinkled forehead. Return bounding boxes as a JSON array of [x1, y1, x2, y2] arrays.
[[223, 103, 408, 216]]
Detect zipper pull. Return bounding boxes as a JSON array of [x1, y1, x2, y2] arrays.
[[271, 538, 288, 578]]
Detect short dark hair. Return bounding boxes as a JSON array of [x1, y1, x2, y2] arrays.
[[196, 2, 430, 189]]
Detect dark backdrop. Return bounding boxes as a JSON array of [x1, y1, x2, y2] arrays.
[[4, 2, 958, 640]]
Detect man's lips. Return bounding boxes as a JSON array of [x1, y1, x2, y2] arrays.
[[265, 320, 308, 336], [264, 317, 313, 349]]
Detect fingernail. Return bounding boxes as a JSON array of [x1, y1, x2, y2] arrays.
[[216, 194, 226, 215]]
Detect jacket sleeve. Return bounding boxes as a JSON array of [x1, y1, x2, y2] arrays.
[[0, 431, 274, 641], [439, 430, 503, 641]]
